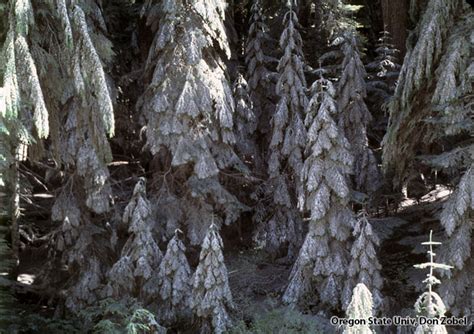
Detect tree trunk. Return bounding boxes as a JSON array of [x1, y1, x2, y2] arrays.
[[381, 0, 409, 57], [10, 157, 20, 266]]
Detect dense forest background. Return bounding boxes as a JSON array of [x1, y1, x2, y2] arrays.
[[0, 0, 472, 333]]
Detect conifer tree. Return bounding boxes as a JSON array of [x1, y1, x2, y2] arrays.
[[2, 0, 49, 140], [25, 0, 117, 310], [366, 30, 400, 134], [245, 0, 274, 136], [191, 223, 233, 334], [343, 283, 374, 334], [382, 0, 471, 186], [343, 211, 383, 310], [382, 1, 472, 315], [337, 30, 380, 194], [413, 231, 452, 334], [138, 0, 247, 245], [283, 72, 354, 308], [66, 257, 103, 312], [437, 166, 473, 316], [53, 2, 115, 215], [255, 0, 307, 254], [105, 178, 162, 302], [156, 229, 192, 325], [366, 30, 400, 101], [1, 0, 50, 261], [233, 73, 257, 161]]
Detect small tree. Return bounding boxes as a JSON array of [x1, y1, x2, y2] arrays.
[[191, 223, 233, 334], [105, 178, 162, 302], [366, 30, 400, 135], [156, 229, 192, 325], [413, 231, 453, 334], [343, 211, 383, 310], [233, 73, 257, 161], [343, 283, 374, 334], [66, 257, 103, 312], [366, 30, 400, 97]]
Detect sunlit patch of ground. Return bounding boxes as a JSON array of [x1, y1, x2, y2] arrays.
[[17, 273, 35, 285], [399, 185, 451, 208]]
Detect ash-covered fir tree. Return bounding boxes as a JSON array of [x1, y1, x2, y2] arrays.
[[155, 229, 192, 325], [245, 0, 275, 138], [366, 30, 400, 135], [382, 0, 472, 187], [105, 178, 162, 302], [1, 0, 116, 311], [283, 71, 354, 308], [343, 211, 383, 311], [343, 283, 374, 334], [138, 0, 247, 245], [413, 231, 452, 334], [255, 0, 307, 255], [233, 73, 257, 161], [382, 0, 472, 316], [7, 0, 118, 311], [1, 0, 49, 262], [191, 223, 233, 334], [366, 30, 400, 101], [437, 165, 473, 316], [337, 30, 380, 194]]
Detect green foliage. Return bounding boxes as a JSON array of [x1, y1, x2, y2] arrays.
[[13, 313, 81, 334], [80, 298, 166, 334], [229, 308, 322, 334], [10, 299, 165, 334]]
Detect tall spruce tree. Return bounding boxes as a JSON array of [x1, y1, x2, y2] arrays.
[[255, 0, 307, 255], [337, 30, 380, 194], [138, 0, 247, 245], [283, 72, 354, 308]]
